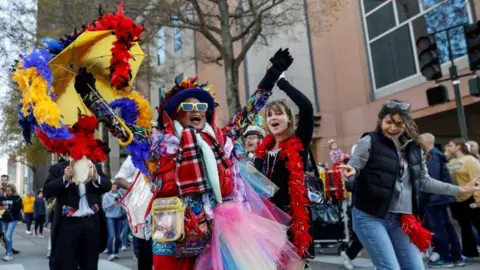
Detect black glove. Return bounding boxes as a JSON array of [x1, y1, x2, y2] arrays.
[[74, 67, 96, 97], [269, 48, 294, 73]]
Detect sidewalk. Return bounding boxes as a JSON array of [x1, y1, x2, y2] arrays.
[[0, 223, 136, 270]]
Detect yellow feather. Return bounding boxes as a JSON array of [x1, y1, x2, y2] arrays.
[[12, 67, 62, 128]]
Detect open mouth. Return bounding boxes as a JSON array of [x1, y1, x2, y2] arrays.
[[270, 122, 280, 128], [190, 115, 202, 125]]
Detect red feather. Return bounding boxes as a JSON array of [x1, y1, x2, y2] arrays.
[[88, 2, 143, 89], [400, 214, 433, 252]]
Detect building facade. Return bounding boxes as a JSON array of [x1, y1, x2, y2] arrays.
[[141, 0, 480, 164]]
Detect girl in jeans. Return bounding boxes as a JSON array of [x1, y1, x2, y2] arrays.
[[0, 184, 22, 261], [339, 101, 480, 269]]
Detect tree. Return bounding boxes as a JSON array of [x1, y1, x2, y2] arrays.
[[131, 0, 345, 117]]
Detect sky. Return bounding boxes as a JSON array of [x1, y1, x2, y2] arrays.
[[0, 0, 38, 176]]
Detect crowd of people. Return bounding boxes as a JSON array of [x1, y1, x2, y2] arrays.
[[3, 5, 480, 270]]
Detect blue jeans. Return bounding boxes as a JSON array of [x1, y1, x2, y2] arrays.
[[424, 205, 462, 262], [121, 218, 129, 247], [1, 221, 18, 256], [352, 207, 424, 270], [24, 213, 33, 231], [107, 218, 123, 255]]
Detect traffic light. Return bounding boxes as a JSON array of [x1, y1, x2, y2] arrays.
[[426, 85, 449, 106], [464, 22, 480, 71], [469, 76, 480, 97], [416, 36, 442, 81]]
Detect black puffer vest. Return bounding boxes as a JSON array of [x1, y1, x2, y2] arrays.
[[354, 131, 422, 218]]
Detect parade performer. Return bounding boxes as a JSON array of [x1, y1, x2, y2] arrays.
[[339, 100, 480, 269], [144, 48, 299, 270], [253, 64, 315, 268], [10, 3, 151, 270]]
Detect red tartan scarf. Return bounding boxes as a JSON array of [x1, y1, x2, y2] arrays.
[[175, 125, 232, 198]]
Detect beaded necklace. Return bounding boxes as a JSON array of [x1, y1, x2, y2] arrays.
[[266, 149, 281, 178]]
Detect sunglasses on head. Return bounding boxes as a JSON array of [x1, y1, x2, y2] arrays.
[[177, 102, 209, 112], [386, 101, 410, 111]]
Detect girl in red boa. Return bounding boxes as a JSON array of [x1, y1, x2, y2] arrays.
[[338, 100, 480, 269], [253, 58, 315, 269]]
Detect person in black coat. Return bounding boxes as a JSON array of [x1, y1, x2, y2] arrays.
[[43, 159, 111, 270]]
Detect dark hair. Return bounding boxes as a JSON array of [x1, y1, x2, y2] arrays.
[[450, 138, 471, 155], [37, 190, 43, 196], [1, 175, 8, 179], [376, 100, 419, 139]]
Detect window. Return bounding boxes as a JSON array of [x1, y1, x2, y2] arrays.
[[157, 27, 165, 65], [361, 0, 471, 92], [173, 19, 183, 53]]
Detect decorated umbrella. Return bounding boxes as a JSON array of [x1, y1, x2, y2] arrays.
[[11, 3, 153, 176], [48, 30, 145, 127]]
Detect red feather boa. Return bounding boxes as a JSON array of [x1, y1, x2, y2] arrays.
[[400, 214, 433, 252], [36, 115, 106, 162], [255, 135, 312, 257], [88, 3, 143, 89]]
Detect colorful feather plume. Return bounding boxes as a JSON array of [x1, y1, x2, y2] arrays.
[[109, 98, 139, 125]]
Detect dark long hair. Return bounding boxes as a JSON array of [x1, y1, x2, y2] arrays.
[[376, 100, 419, 140]]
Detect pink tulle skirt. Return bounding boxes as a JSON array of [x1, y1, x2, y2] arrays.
[[195, 201, 300, 270]]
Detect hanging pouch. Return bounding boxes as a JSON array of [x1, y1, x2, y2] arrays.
[[151, 197, 186, 242]]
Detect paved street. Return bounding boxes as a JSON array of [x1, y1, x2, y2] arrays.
[[1, 223, 480, 270]]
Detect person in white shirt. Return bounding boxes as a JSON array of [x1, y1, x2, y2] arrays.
[[115, 155, 153, 269]]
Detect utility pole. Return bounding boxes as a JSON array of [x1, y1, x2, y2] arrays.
[[446, 29, 469, 140]]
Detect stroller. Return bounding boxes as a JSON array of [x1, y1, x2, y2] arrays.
[[309, 167, 352, 255]]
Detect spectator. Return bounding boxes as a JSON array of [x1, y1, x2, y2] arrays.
[[0, 175, 8, 196], [22, 191, 35, 235], [446, 138, 480, 258], [0, 184, 22, 261], [467, 140, 480, 160], [33, 190, 47, 238], [419, 133, 464, 267], [102, 183, 125, 261]]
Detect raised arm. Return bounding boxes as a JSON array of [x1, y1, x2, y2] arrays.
[[223, 49, 294, 139], [277, 78, 314, 148]]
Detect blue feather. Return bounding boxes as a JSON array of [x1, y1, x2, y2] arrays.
[[126, 138, 151, 178], [17, 109, 36, 144], [109, 98, 139, 125], [38, 124, 73, 140], [40, 38, 65, 54], [19, 48, 54, 91]]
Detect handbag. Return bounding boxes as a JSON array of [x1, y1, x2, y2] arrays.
[[151, 197, 186, 242]]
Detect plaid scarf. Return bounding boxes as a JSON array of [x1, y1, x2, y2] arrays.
[[175, 123, 232, 200]]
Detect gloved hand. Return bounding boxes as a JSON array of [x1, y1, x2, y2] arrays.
[[74, 67, 96, 96], [269, 48, 294, 73]]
